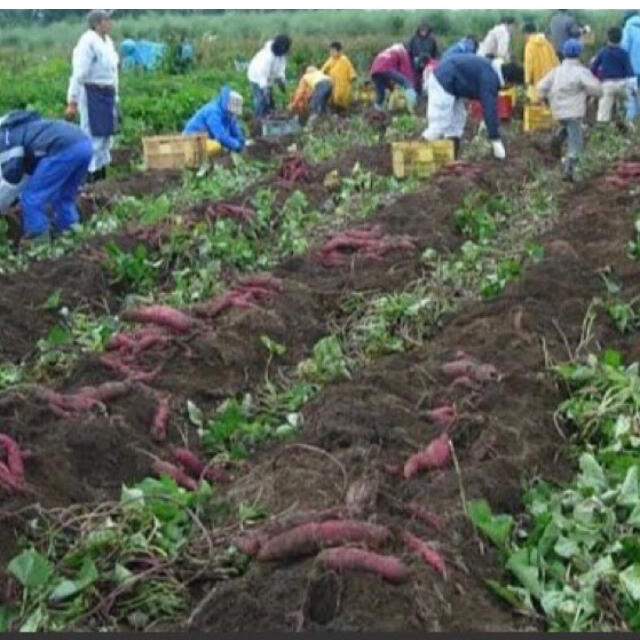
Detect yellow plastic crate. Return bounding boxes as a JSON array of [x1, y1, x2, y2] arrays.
[[388, 87, 408, 111], [429, 139, 455, 167], [523, 105, 554, 133], [356, 84, 376, 105], [391, 142, 436, 179], [142, 134, 207, 171]]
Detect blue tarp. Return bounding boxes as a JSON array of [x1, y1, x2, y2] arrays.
[[120, 39, 167, 71]]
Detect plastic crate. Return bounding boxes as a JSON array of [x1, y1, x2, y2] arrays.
[[356, 84, 376, 105], [470, 92, 514, 122], [429, 139, 455, 167], [523, 105, 554, 133], [261, 115, 301, 138], [388, 87, 408, 111], [391, 142, 436, 179], [142, 134, 208, 171]]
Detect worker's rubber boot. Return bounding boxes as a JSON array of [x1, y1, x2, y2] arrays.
[[550, 128, 566, 159]]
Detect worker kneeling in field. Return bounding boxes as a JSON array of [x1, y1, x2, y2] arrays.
[[0, 111, 92, 243], [183, 86, 245, 154], [421, 54, 524, 160], [537, 39, 602, 182], [370, 43, 418, 110], [321, 42, 357, 110], [290, 66, 333, 124]]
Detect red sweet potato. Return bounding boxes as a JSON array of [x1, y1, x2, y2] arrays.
[[0, 434, 24, 481], [440, 359, 476, 380], [425, 405, 457, 428], [403, 434, 451, 479], [447, 375, 480, 391], [107, 333, 137, 352], [151, 395, 170, 442], [403, 502, 444, 534], [121, 305, 193, 333], [318, 547, 409, 584], [99, 355, 160, 382], [173, 447, 206, 478], [0, 463, 24, 492], [402, 530, 446, 576], [237, 274, 283, 292], [92, 381, 132, 402], [151, 460, 198, 491], [257, 520, 390, 561]]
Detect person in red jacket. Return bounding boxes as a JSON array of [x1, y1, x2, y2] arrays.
[[370, 43, 417, 110]]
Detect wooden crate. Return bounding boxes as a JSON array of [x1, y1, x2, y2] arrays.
[[142, 134, 207, 171], [523, 105, 554, 132], [391, 142, 435, 179]]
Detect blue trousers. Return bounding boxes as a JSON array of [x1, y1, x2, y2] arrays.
[[309, 80, 332, 114], [626, 75, 640, 122], [21, 138, 92, 238], [371, 71, 411, 106], [251, 82, 274, 117]]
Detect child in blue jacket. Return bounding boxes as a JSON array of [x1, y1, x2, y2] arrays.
[[591, 27, 636, 123], [183, 86, 245, 153]]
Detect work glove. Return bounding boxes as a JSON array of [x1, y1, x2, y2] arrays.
[[491, 139, 506, 160], [405, 88, 418, 109]]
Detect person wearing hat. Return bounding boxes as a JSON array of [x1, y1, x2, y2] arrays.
[[421, 54, 524, 160], [549, 10, 581, 60], [183, 86, 246, 153], [537, 38, 602, 182], [66, 10, 119, 183], [289, 66, 333, 123], [407, 20, 439, 94]]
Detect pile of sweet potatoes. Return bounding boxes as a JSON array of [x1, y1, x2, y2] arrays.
[[278, 155, 310, 184], [205, 203, 256, 225], [605, 161, 640, 189], [318, 226, 416, 267], [151, 447, 232, 490]]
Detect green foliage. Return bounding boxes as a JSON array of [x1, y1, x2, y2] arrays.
[[297, 335, 351, 383], [104, 242, 159, 290], [454, 192, 508, 243]]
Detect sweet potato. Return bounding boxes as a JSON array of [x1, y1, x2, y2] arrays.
[[425, 405, 457, 428], [403, 502, 444, 534], [318, 547, 409, 584], [151, 395, 170, 442], [151, 460, 198, 491], [403, 434, 451, 479], [257, 519, 390, 562], [0, 463, 24, 492], [237, 274, 283, 292], [0, 434, 24, 481], [99, 355, 160, 382], [173, 447, 206, 478], [121, 305, 193, 333], [440, 359, 476, 380], [402, 530, 446, 576], [447, 375, 480, 391]]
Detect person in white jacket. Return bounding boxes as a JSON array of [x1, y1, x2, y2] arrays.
[[478, 17, 516, 62], [66, 10, 119, 182], [247, 35, 291, 117]]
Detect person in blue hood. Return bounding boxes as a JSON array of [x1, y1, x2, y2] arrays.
[[183, 86, 246, 153], [622, 14, 640, 121], [0, 111, 92, 241], [442, 35, 478, 60]]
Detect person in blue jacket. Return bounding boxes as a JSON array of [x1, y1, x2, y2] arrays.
[[421, 54, 523, 159], [0, 110, 92, 242], [442, 35, 479, 60], [622, 13, 640, 121], [183, 86, 245, 153]]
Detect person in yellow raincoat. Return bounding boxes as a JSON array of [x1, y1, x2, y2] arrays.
[[524, 22, 559, 100], [321, 42, 357, 109], [289, 66, 333, 122]]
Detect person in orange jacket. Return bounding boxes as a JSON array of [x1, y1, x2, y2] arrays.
[[523, 22, 559, 100], [321, 42, 357, 109], [289, 66, 333, 122]]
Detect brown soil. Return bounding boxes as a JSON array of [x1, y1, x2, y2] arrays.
[[1, 131, 638, 631]]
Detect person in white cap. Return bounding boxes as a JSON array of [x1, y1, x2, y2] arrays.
[[183, 86, 246, 153], [66, 10, 119, 183]]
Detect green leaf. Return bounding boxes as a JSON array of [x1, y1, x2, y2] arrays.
[[46, 325, 71, 347], [260, 335, 286, 357], [19, 606, 47, 633], [42, 289, 62, 310], [8, 549, 53, 589], [485, 579, 534, 611], [602, 349, 623, 368], [468, 499, 513, 548], [621, 563, 640, 601], [554, 535, 579, 559], [577, 453, 607, 491], [619, 466, 640, 507], [506, 548, 543, 599], [113, 563, 133, 585], [238, 502, 266, 524], [186, 399, 204, 428], [49, 558, 98, 602]]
